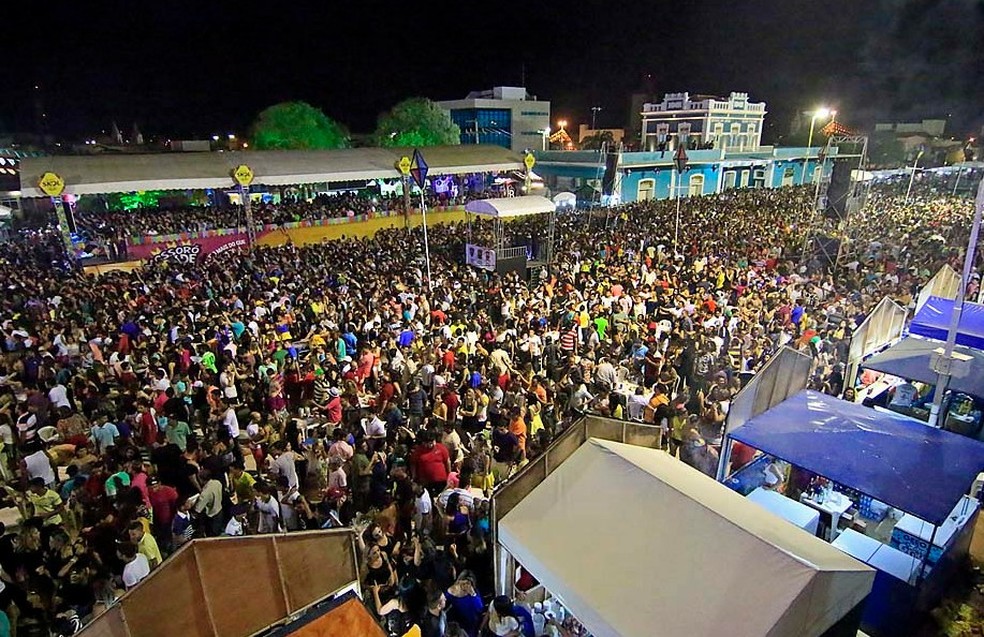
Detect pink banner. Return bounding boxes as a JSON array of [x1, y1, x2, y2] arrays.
[[127, 231, 259, 263]]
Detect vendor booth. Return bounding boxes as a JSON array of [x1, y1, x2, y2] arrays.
[[909, 295, 984, 350], [498, 437, 875, 637], [860, 335, 984, 435], [719, 389, 984, 635]]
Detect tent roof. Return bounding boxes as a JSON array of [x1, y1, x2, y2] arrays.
[[862, 335, 984, 398], [499, 438, 873, 637], [18, 145, 523, 196], [464, 194, 555, 218], [910, 296, 984, 351], [730, 390, 984, 524]]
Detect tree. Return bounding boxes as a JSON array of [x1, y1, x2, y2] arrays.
[[250, 101, 350, 150], [374, 98, 460, 147], [579, 130, 615, 150]]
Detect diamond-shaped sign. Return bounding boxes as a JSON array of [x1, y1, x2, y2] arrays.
[[397, 156, 411, 176], [524, 152, 536, 170], [673, 145, 689, 173], [232, 164, 254, 186], [38, 171, 65, 197], [410, 149, 428, 189]]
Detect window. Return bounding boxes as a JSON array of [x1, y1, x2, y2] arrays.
[[637, 178, 655, 202], [813, 165, 822, 183], [688, 174, 705, 197], [781, 167, 796, 187], [723, 171, 737, 190], [739, 171, 750, 188], [753, 169, 766, 188]]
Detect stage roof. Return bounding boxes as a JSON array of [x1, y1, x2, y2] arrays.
[[464, 194, 555, 218], [19, 145, 523, 196], [730, 390, 984, 524], [499, 438, 873, 637], [862, 336, 984, 398]]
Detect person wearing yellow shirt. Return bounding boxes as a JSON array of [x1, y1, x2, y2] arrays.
[[128, 520, 163, 568], [26, 478, 63, 527]]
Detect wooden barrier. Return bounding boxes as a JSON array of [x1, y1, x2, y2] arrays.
[[79, 529, 359, 637]]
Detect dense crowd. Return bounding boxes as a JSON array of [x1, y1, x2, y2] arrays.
[[75, 186, 510, 241], [0, 175, 977, 636]]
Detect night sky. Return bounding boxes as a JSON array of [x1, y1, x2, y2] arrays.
[[5, 0, 983, 142]]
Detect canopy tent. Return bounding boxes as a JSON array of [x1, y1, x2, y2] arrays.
[[909, 296, 984, 351], [499, 438, 874, 637], [862, 336, 984, 398], [729, 390, 984, 525], [552, 191, 577, 207], [464, 194, 555, 218], [18, 145, 524, 196]]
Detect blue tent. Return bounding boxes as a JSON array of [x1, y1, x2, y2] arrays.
[[909, 296, 984, 351], [729, 390, 984, 524], [862, 336, 984, 399]]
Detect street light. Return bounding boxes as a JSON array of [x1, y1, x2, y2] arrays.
[[807, 107, 834, 149], [558, 120, 567, 130]]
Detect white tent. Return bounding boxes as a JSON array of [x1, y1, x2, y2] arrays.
[[498, 439, 874, 637], [464, 195, 555, 218], [552, 191, 577, 207]]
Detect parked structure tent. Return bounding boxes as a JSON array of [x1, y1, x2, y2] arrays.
[[498, 438, 874, 637], [909, 296, 984, 351], [464, 194, 556, 218], [727, 390, 984, 525], [19, 145, 523, 196], [844, 297, 907, 394], [915, 265, 961, 314], [861, 336, 984, 399]]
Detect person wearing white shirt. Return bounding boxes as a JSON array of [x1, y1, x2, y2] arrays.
[[48, 383, 70, 409], [121, 546, 150, 589], [223, 406, 241, 439]]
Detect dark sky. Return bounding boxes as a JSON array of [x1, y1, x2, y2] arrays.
[[4, 0, 983, 141]]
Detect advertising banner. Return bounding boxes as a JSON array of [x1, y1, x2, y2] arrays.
[[128, 231, 253, 263]]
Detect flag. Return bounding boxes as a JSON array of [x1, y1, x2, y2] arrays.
[[410, 149, 429, 189]]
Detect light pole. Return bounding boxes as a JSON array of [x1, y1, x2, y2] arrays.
[[806, 108, 832, 149], [928, 176, 984, 427], [673, 145, 689, 253], [591, 106, 602, 131], [904, 149, 925, 204]]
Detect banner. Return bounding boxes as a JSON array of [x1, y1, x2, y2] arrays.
[[128, 231, 254, 263], [466, 243, 496, 270]]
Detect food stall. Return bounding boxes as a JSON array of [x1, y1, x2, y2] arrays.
[[719, 390, 984, 636], [497, 438, 875, 637]]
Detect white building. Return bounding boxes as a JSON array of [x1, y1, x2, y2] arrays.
[[436, 87, 550, 154], [641, 91, 766, 152]]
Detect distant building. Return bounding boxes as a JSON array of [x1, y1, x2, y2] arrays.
[[577, 125, 625, 146], [874, 119, 947, 137], [435, 87, 550, 154], [641, 92, 766, 152]]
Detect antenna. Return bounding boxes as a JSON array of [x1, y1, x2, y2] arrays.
[[521, 62, 526, 88]]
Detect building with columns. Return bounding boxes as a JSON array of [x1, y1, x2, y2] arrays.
[[641, 92, 766, 152]]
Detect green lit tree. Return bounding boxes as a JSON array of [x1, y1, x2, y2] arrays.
[[250, 101, 350, 150], [374, 98, 460, 147]]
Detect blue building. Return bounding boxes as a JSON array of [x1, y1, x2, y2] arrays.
[[534, 145, 845, 205], [436, 87, 551, 154]]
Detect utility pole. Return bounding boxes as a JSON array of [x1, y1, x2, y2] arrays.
[[928, 176, 984, 427], [591, 106, 602, 131]]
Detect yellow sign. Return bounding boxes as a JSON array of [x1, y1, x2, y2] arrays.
[[524, 152, 536, 170], [38, 172, 65, 197], [397, 156, 411, 176], [401, 626, 421, 637], [232, 164, 254, 186]]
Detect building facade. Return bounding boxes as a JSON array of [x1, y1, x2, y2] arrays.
[[641, 92, 766, 153], [436, 87, 550, 154], [534, 145, 842, 205]]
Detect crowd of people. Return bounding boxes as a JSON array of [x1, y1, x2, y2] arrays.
[[0, 174, 977, 636], [74, 185, 511, 242]]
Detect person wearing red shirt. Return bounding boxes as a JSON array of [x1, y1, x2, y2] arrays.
[[409, 431, 451, 495], [148, 476, 179, 547]]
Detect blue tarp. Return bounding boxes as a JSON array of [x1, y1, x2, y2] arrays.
[[910, 296, 984, 351], [729, 390, 984, 524], [862, 336, 984, 399]]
